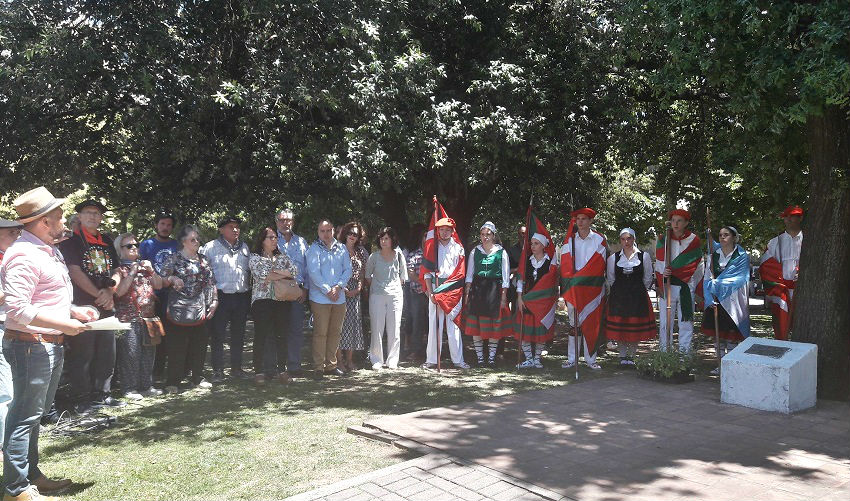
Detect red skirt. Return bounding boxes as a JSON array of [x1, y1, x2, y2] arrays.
[[512, 310, 555, 344], [464, 307, 512, 340], [605, 296, 656, 342]]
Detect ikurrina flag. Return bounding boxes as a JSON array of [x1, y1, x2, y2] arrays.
[[759, 256, 794, 340], [560, 219, 608, 352], [655, 230, 703, 321], [703, 242, 751, 340], [513, 205, 558, 343], [420, 196, 466, 327]]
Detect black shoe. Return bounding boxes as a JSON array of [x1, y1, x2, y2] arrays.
[[231, 369, 253, 380], [92, 396, 126, 408], [487, 360, 497, 369], [288, 369, 304, 378], [210, 370, 226, 383], [324, 368, 346, 377], [312, 370, 325, 380]]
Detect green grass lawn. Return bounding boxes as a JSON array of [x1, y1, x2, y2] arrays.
[[31, 304, 773, 500]]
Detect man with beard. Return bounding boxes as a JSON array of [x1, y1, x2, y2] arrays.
[[140, 212, 178, 380]]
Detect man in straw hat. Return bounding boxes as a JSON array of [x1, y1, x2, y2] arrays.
[[1, 187, 96, 500]]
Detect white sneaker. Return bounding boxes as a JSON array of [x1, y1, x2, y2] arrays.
[[516, 359, 535, 369], [371, 362, 383, 370], [587, 362, 602, 370], [124, 392, 144, 401], [197, 379, 213, 389], [562, 360, 576, 369], [453, 361, 470, 369], [141, 388, 163, 397]]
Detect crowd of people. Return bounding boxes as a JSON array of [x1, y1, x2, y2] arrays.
[[0, 185, 803, 500]]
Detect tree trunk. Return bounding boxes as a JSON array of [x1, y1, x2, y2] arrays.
[[795, 105, 850, 400]]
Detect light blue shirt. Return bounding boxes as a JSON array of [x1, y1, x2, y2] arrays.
[[306, 238, 352, 305], [277, 231, 309, 287]]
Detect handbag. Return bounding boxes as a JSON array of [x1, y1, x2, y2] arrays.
[[141, 317, 165, 346], [272, 278, 302, 302], [166, 291, 207, 326]]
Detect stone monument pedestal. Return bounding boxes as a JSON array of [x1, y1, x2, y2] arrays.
[[721, 337, 817, 414]]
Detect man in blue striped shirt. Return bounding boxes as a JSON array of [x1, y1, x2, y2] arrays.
[[275, 209, 310, 377]]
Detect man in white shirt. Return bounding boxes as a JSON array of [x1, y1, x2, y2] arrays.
[[423, 218, 469, 369], [560, 208, 607, 369], [202, 216, 252, 380], [655, 209, 704, 353], [759, 205, 803, 340]]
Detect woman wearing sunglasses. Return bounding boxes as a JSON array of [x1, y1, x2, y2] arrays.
[[113, 233, 165, 399]]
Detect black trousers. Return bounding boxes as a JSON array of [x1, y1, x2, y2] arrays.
[[65, 329, 116, 401], [251, 299, 290, 376], [165, 320, 209, 386]]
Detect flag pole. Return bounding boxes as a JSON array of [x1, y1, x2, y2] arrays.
[[706, 207, 721, 372], [664, 218, 673, 351], [433, 196, 442, 373], [516, 197, 532, 369], [571, 219, 580, 381]]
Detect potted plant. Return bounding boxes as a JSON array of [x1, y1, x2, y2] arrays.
[[634, 350, 695, 383]]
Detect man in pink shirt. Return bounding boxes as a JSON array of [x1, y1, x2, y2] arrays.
[[1, 187, 94, 501]]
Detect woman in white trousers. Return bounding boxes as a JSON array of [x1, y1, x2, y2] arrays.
[[365, 227, 408, 369]]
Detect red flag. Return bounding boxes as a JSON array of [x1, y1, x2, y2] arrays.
[[560, 219, 608, 351], [513, 205, 559, 342], [419, 196, 466, 327]]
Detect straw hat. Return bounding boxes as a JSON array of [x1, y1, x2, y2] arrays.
[[13, 187, 65, 224]]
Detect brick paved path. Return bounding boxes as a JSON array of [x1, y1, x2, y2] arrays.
[[286, 453, 565, 501], [362, 376, 850, 501]]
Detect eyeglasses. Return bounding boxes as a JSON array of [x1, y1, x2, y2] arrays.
[[122, 243, 139, 249]]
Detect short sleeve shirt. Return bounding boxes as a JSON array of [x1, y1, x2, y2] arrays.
[[58, 232, 119, 308]]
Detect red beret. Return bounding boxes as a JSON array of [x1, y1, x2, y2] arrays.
[[668, 209, 691, 221], [435, 217, 456, 228], [780, 206, 803, 218], [570, 207, 597, 219]]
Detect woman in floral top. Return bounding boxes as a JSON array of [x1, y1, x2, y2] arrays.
[[249, 227, 297, 384], [160, 225, 218, 393], [113, 233, 165, 400]]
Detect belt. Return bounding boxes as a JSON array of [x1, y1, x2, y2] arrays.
[[3, 329, 64, 344]]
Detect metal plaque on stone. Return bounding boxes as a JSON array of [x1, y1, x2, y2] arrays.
[[745, 344, 791, 359]]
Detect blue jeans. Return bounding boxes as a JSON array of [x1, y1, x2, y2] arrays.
[[2, 338, 64, 497], [0, 323, 13, 450], [209, 291, 250, 372], [286, 300, 306, 372]]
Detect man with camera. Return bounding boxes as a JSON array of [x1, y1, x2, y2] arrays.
[[58, 199, 124, 413]]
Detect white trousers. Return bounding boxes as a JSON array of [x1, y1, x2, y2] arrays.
[[567, 335, 596, 365], [426, 301, 464, 365], [369, 293, 403, 368], [657, 284, 694, 353]]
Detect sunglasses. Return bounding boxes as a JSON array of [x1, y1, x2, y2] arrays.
[[122, 243, 139, 249], [347, 231, 359, 237]]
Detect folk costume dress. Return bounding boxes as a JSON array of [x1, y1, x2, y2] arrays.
[[464, 244, 511, 365], [759, 228, 802, 341], [515, 253, 558, 367], [702, 242, 751, 357], [605, 248, 656, 363], [654, 229, 704, 352]]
